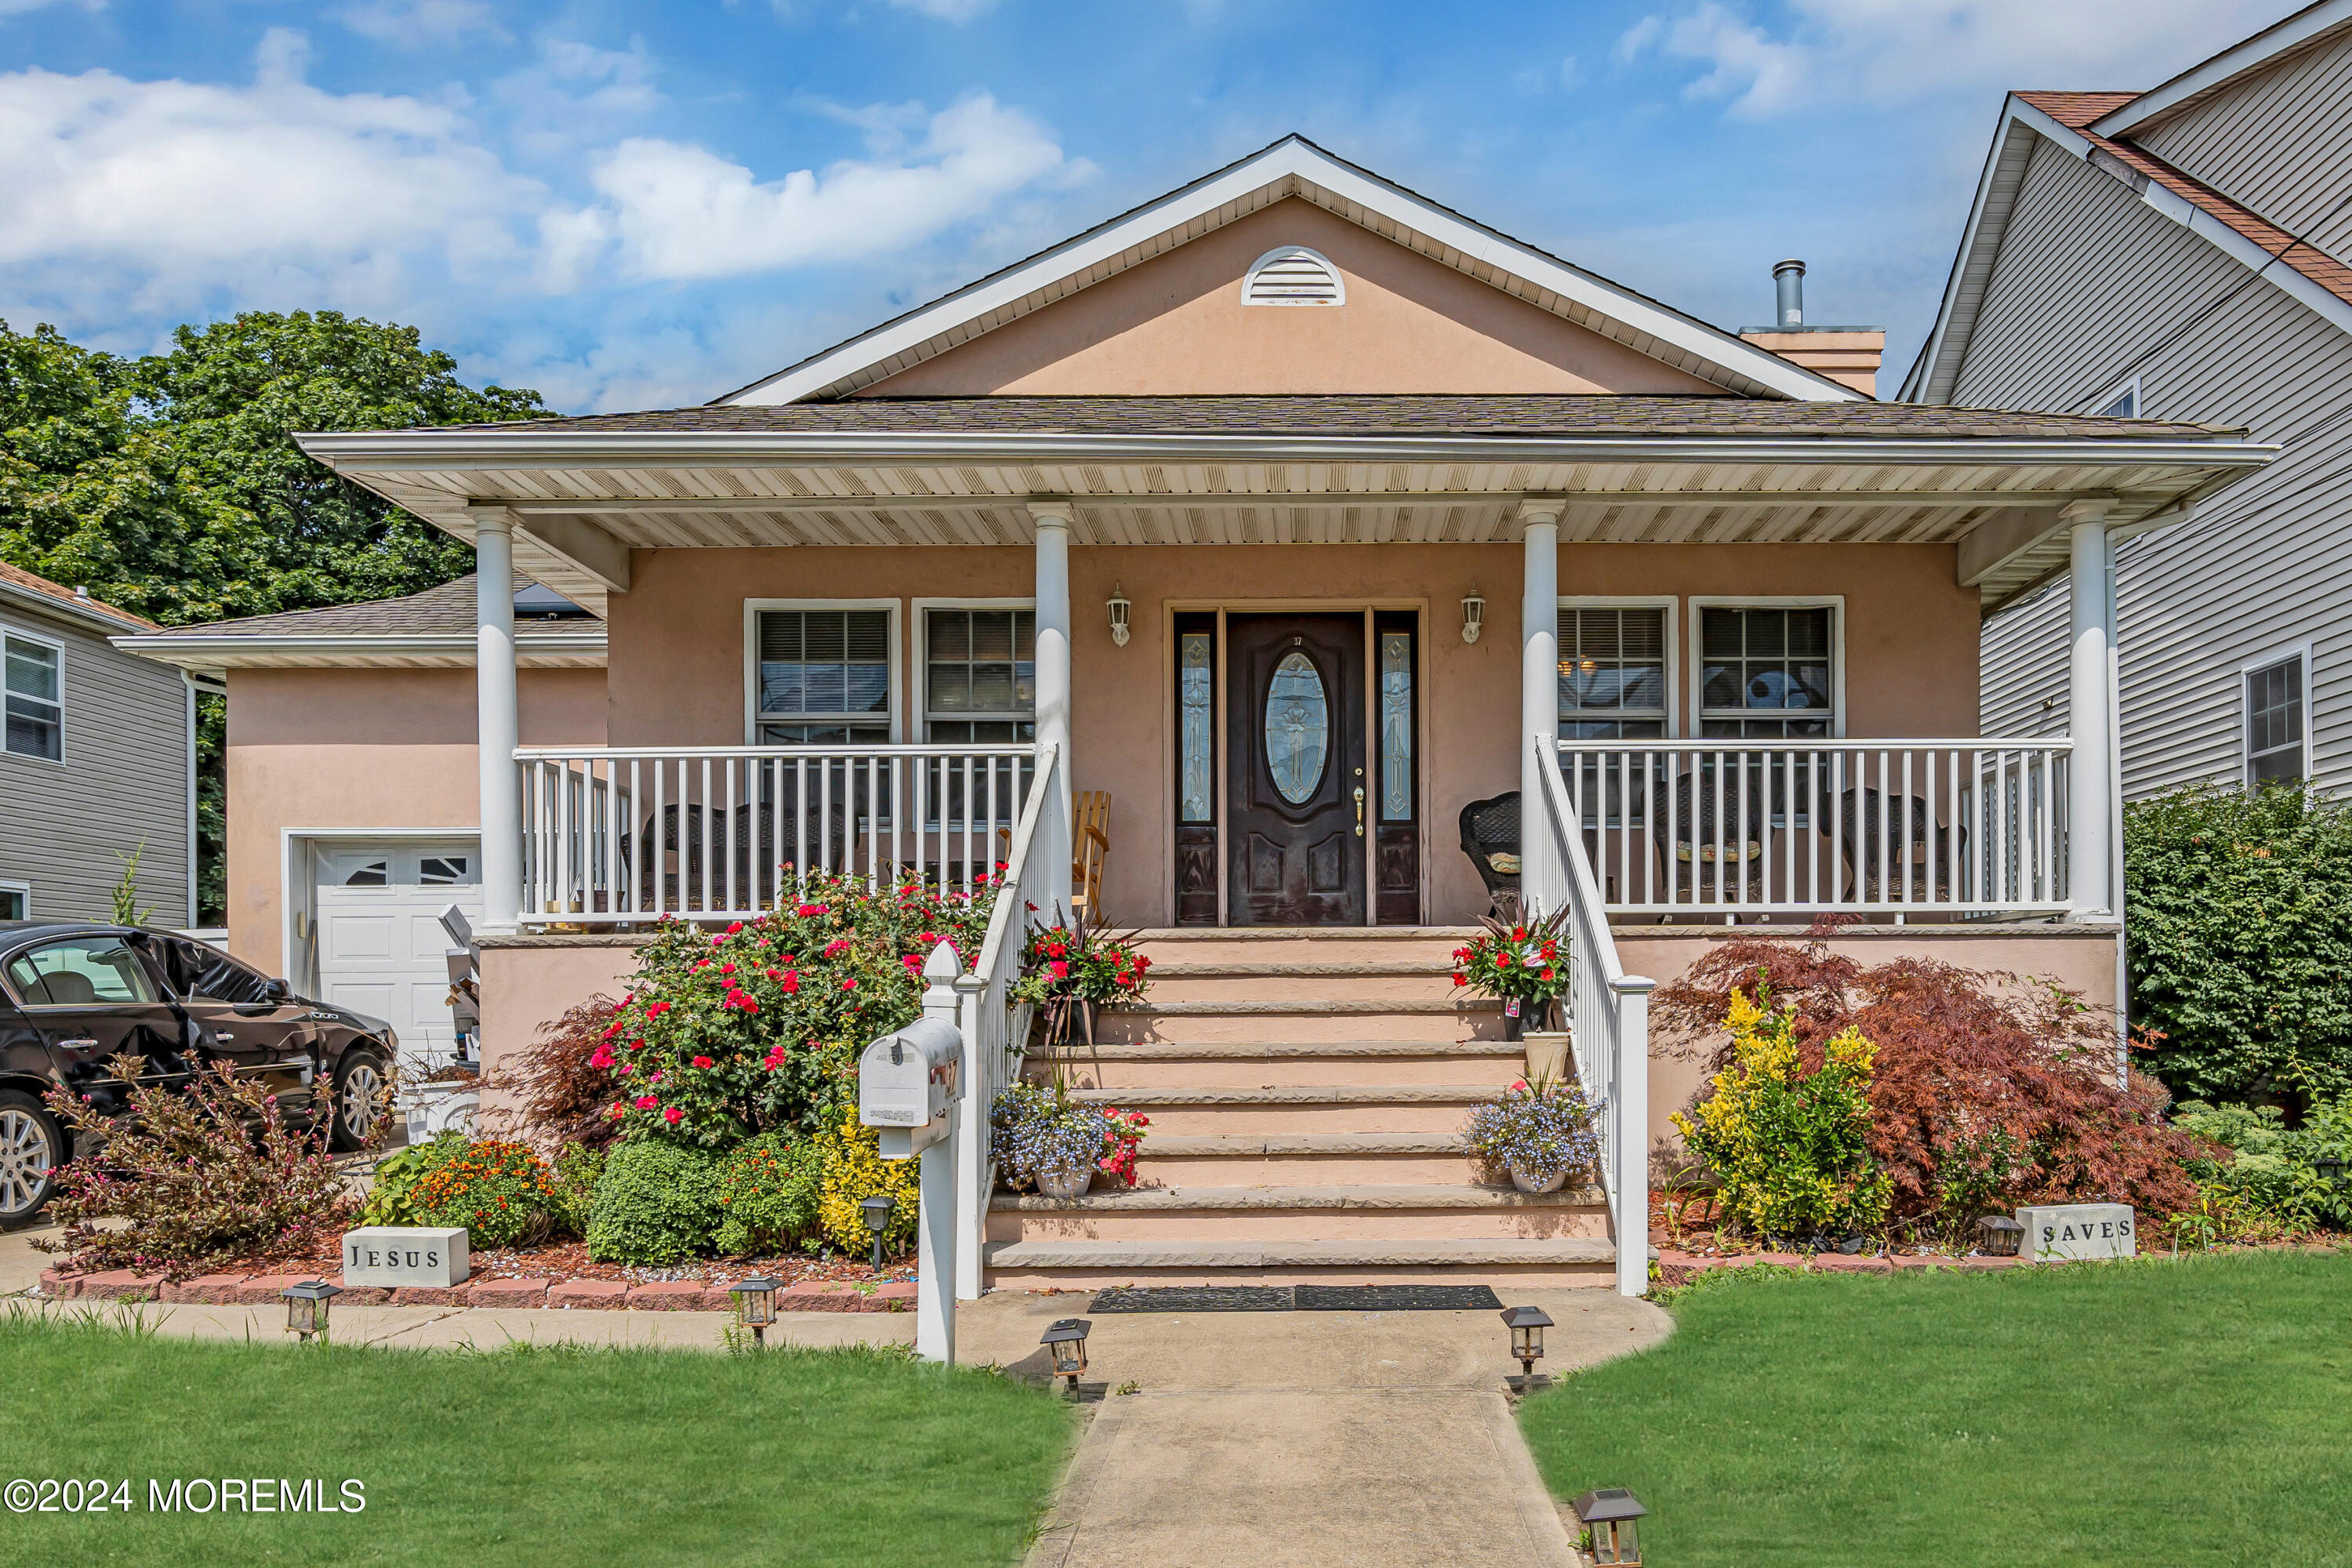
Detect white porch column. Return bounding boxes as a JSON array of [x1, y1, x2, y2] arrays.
[[2065, 499, 2117, 920], [472, 509, 524, 934], [1030, 501, 1075, 916], [1519, 503, 1564, 916]]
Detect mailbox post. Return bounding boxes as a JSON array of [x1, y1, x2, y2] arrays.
[[858, 942, 965, 1365]]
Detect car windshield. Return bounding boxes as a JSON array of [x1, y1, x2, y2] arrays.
[[3, 936, 161, 1006]]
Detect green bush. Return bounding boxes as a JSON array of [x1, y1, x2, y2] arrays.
[[410, 1138, 559, 1248], [586, 1142, 722, 1265], [548, 1142, 606, 1240], [2174, 1098, 2352, 1234], [2125, 783, 2352, 1103], [711, 1132, 824, 1256]]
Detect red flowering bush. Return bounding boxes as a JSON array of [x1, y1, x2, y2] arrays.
[[1010, 906, 1152, 1058], [596, 869, 996, 1149], [1449, 907, 1572, 1030]]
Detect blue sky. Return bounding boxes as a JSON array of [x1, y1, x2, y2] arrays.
[[0, 0, 2295, 412]]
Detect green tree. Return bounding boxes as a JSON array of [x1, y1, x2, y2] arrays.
[[1, 310, 551, 920]]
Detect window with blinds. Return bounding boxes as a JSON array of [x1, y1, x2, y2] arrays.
[[1700, 606, 1835, 738], [925, 608, 1035, 742], [1559, 607, 1668, 739], [2245, 653, 2307, 787], [754, 608, 891, 744]]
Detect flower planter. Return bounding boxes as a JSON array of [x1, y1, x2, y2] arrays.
[[400, 1082, 479, 1146], [1035, 1164, 1094, 1200], [1508, 1161, 1572, 1194], [1522, 1030, 1573, 1090]]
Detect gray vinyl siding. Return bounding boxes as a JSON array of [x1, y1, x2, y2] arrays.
[[2136, 26, 2352, 267], [0, 602, 191, 924], [1955, 137, 2352, 799]]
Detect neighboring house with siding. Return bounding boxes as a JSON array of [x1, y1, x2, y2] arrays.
[[1903, 0, 2352, 797], [0, 561, 195, 924]]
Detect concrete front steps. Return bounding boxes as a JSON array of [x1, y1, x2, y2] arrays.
[[983, 927, 1617, 1291]]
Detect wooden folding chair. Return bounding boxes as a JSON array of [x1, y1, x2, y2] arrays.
[[1072, 790, 1111, 918]]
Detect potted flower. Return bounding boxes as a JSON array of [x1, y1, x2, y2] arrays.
[[991, 1081, 1149, 1200], [1462, 1078, 1605, 1193], [1449, 908, 1573, 1077], [1011, 907, 1152, 1062]]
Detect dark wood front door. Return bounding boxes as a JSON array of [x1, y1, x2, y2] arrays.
[[1228, 615, 1366, 924]]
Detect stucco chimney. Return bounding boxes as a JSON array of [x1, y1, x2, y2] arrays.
[[1740, 263, 1884, 397]]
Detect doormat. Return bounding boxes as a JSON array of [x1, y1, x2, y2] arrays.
[[1087, 1284, 1504, 1313]]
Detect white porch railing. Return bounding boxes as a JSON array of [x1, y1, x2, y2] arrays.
[[1532, 736, 1653, 1298], [1557, 739, 2073, 917], [514, 744, 1035, 924]]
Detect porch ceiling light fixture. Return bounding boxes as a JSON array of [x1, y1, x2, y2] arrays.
[[1501, 1304, 1552, 1389], [281, 1279, 342, 1344], [729, 1275, 782, 1346], [1106, 584, 1131, 648], [1975, 1214, 2025, 1258], [1461, 584, 1486, 644], [1040, 1317, 1091, 1394], [859, 1194, 895, 1273], [1573, 1488, 1649, 1566]]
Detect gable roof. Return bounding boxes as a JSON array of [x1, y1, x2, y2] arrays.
[[723, 136, 1864, 406], [0, 561, 158, 636], [2090, 0, 2352, 138], [1903, 21, 2352, 404], [113, 575, 606, 676]]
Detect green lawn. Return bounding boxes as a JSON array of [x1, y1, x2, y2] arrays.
[[0, 1312, 1073, 1567], [1520, 1252, 2352, 1567]]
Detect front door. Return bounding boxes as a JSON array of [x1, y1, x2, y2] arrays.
[[1228, 615, 1367, 924]]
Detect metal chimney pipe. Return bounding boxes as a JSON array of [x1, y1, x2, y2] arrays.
[[1773, 258, 1806, 327]]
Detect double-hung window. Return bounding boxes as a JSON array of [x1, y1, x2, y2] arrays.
[[4, 630, 63, 762], [2244, 650, 2309, 788], [1559, 606, 1670, 739], [1698, 605, 1836, 738], [752, 608, 891, 744], [923, 608, 1035, 742]]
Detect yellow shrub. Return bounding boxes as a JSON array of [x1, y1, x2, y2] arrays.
[[815, 1111, 920, 1254]]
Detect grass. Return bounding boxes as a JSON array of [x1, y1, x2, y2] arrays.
[[0, 1308, 1074, 1567], [1519, 1250, 2352, 1567]]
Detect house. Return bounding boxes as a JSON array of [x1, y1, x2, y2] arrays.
[[171, 137, 2277, 1294], [115, 576, 606, 1068], [1903, 0, 2352, 797], [1, 561, 197, 926]]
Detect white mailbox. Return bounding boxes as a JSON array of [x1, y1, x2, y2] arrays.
[[859, 1015, 962, 1157]]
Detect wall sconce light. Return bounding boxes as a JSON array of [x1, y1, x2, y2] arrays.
[[1106, 585, 1131, 647], [1461, 585, 1486, 644]]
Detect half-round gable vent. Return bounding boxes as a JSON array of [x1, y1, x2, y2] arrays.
[[1242, 246, 1345, 307]]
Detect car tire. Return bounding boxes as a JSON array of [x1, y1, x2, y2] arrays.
[[328, 1049, 390, 1152], [0, 1091, 63, 1232]]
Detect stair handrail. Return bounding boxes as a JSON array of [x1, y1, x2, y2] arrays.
[[1533, 735, 1654, 1298], [950, 740, 1061, 1300]]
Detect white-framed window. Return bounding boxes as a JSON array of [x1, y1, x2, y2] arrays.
[[0, 880, 27, 921], [2242, 645, 2311, 789], [1559, 598, 1676, 739], [2097, 378, 2140, 419], [743, 601, 898, 744], [4, 626, 64, 762], [915, 600, 1036, 742], [1241, 246, 1345, 307], [1691, 598, 1843, 739]]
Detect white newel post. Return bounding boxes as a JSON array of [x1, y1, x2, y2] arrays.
[[1519, 504, 1564, 916], [1031, 503, 1075, 917], [1610, 975, 1654, 1298], [471, 509, 523, 935], [917, 944, 961, 1365], [2065, 500, 2117, 920]]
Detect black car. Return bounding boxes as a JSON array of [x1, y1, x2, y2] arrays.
[[0, 922, 397, 1230]]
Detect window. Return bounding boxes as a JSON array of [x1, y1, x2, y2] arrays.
[[0, 883, 26, 921], [1241, 246, 1345, 307], [753, 607, 891, 744], [342, 860, 389, 886], [1178, 627, 1214, 822], [924, 608, 1034, 742], [4, 631, 62, 761], [4, 935, 159, 1006], [2245, 650, 2309, 788], [419, 855, 473, 885], [1378, 626, 1415, 821], [160, 938, 275, 1006], [1699, 605, 1836, 738], [1559, 606, 1670, 739], [2097, 379, 2140, 419]]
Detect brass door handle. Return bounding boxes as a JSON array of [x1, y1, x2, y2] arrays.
[[1353, 786, 1366, 836]]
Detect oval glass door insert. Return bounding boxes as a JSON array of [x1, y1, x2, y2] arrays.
[[1265, 651, 1330, 804]]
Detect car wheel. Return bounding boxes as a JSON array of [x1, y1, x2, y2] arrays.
[[329, 1050, 390, 1152], [0, 1091, 63, 1232]]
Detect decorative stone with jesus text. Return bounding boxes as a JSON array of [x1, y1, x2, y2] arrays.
[[341, 1227, 470, 1288], [2013, 1203, 2135, 1262]]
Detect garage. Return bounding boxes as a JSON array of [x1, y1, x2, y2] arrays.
[[309, 840, 481, 1072]]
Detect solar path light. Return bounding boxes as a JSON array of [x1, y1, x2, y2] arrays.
[[1501, 1304, 1553, 1389], [859, 1193, 895, 1272], [1040, 1317, 1091, 1394], [1976, 1214, 2026, 1257], [281, 1279, 341, 1343], [1573, 1489, 1648, 1566], [729, 1275, 781, 1347]]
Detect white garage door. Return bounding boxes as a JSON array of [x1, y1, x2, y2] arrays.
[[314, 842, 482, 1072]]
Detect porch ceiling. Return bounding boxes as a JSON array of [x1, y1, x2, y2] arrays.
[[299, 420, 2275, 619]]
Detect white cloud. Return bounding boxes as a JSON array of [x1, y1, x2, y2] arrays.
[[0, 0, 101, 18], [884, 0, 1001, 20], [586, 94, 1086, 281], [337, 0, 506, 49], [1621, 0, 2292, 118]]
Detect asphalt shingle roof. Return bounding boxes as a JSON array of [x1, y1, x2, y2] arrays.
[[0, 561, 157, 632]]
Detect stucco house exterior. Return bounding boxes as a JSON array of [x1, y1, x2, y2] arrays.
[[2, 561, 195, 926], [1903, 0, 2352, 797], [130, 137, 2273, 1294]]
